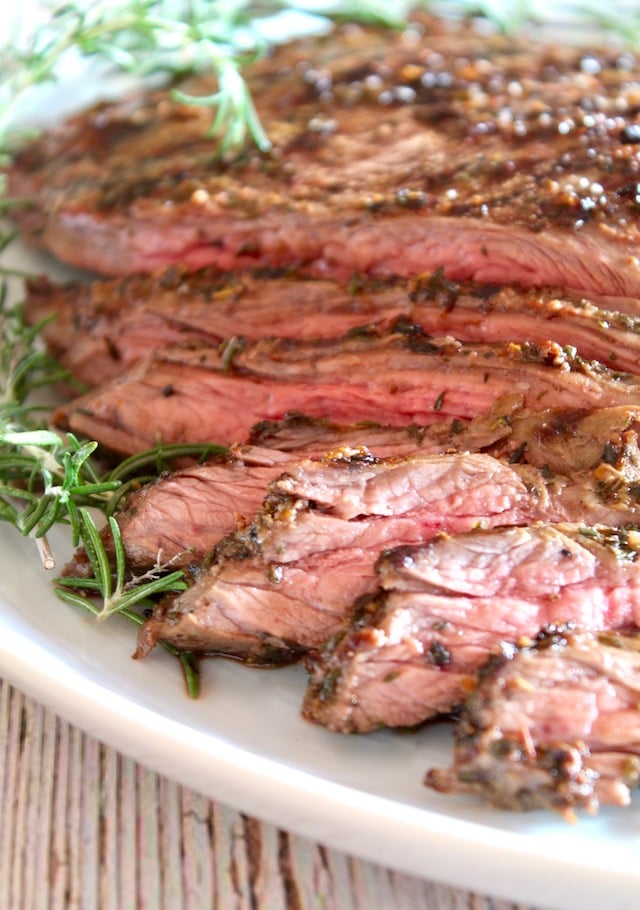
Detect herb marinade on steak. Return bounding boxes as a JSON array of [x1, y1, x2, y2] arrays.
[[13, 12, 640, 815], [134, 447, 640, 664], [425, 625, 640, 814], [302, 525, 640, 733], [66, 400, 640, 576], [24, 267, 640, 387], [53, 320, 640, 457], [9, 15, 640, 301]]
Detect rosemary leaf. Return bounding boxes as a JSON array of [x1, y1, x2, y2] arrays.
[[78, 507, 113, 604], [178, 651, 201, 699], [110, 514, 127, 595], [106, 442, 227, 483], [112, 570, 189, 615], [54, 579, 202, 697]]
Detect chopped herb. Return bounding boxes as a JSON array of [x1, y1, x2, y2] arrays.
[[508, 440, 527, 463]]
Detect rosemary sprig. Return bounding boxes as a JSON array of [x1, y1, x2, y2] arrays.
[[0, 287, 119, 546], [54, 509, 188, 620], [0, 0, 278, 155], [55, 510, 200, 697], [0, 254, 203, 692]]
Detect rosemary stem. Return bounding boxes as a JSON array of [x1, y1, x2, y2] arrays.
[[35, 532, 56, 570]]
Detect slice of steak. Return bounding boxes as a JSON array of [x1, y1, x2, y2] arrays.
[[425, 626, 640, 814], [63, 399, 640, 577], [248, 403, 640, 480], [9, 16, 640, 299], [107, 451, 291, 572], [24, 267, 640, 388], [302, 526, 640, 733], [404, 272, 640, 372], [52, 320, 640, 457], [134, 450, 640, 666], [97, 398, 522, 574], [493, 404, 640, 477], [24, 268, 419, 387]]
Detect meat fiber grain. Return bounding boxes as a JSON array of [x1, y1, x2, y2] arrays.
[[10, 16, 640, 300], [135, 451, 640, 665], [64, 399, 640, 578], [425, 626, 640, 814], [303, 527, 640, 733], [24, 268, 640, 388], [89, 398, 521, 573], [53, 321, 640, 457]]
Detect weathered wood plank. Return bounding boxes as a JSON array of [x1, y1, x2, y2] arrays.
[[0, 679, 539, 910]]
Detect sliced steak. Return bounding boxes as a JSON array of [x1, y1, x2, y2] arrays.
[[53, 320, 640, 457], [23, 268, 419, 387], [104, 451, 291, 572], [134, 451, 640, 665], [303, 526, 640, 733], [425, 626, 640, 814], [9, 16, 640, 299], [63, 399, 640, 577], [95, 398, 521, 573], [403, 272, 640, 372], [24, 267, 640, 387], [247, 403, 640, 480]]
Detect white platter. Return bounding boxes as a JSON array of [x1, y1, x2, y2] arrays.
[[3, 513, 640, 910], [3, 5, 640, 909]]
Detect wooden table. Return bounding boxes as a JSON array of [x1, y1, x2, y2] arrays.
[[0, 678, 540, 910]]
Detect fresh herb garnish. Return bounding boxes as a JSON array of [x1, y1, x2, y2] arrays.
[[0, 243, 212, 692], [0, 0, 425, 158]]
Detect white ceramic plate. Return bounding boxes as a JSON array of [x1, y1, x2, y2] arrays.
[[3, 500, 640, 910], [3, 7, 640, 909]]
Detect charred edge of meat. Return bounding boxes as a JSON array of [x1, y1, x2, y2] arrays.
[[407, 267, 462, 310], [424, 624, 640, 814], [134, 602, 307, 666], [205, 489, 306, 564], [426, 740, 601, 813], [247, 412, 389, 444], [301, 591, 391, 724], [248, 411, 344, 441]]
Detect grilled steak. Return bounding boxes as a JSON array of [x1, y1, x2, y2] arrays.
[[86, 398, 520, 574], [303, 526, 640, 733], [24, 268, 421, 387], [9, 16, 640, 300], [425, 626, 640, 814], [53, 320, 640, 457], [63, 399, 640, 578], [134, 451, 640, 665], [24, 267, 640, 387], [248, 403, 640, 479], [101, 450, 292, 573]]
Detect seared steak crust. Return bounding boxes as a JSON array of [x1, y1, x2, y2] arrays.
[[63, 400, 640, 578], [425, 626, 640, 814], [90, 398, 520, 573], [53, 320, 640, 457], [9, 16, 640, 297], [24, 266, 640, 388], [134, 450, 640, 665], [303, 526, 640, 733]]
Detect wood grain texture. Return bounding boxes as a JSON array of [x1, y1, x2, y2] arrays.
[[0, 679, 540, 910]]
